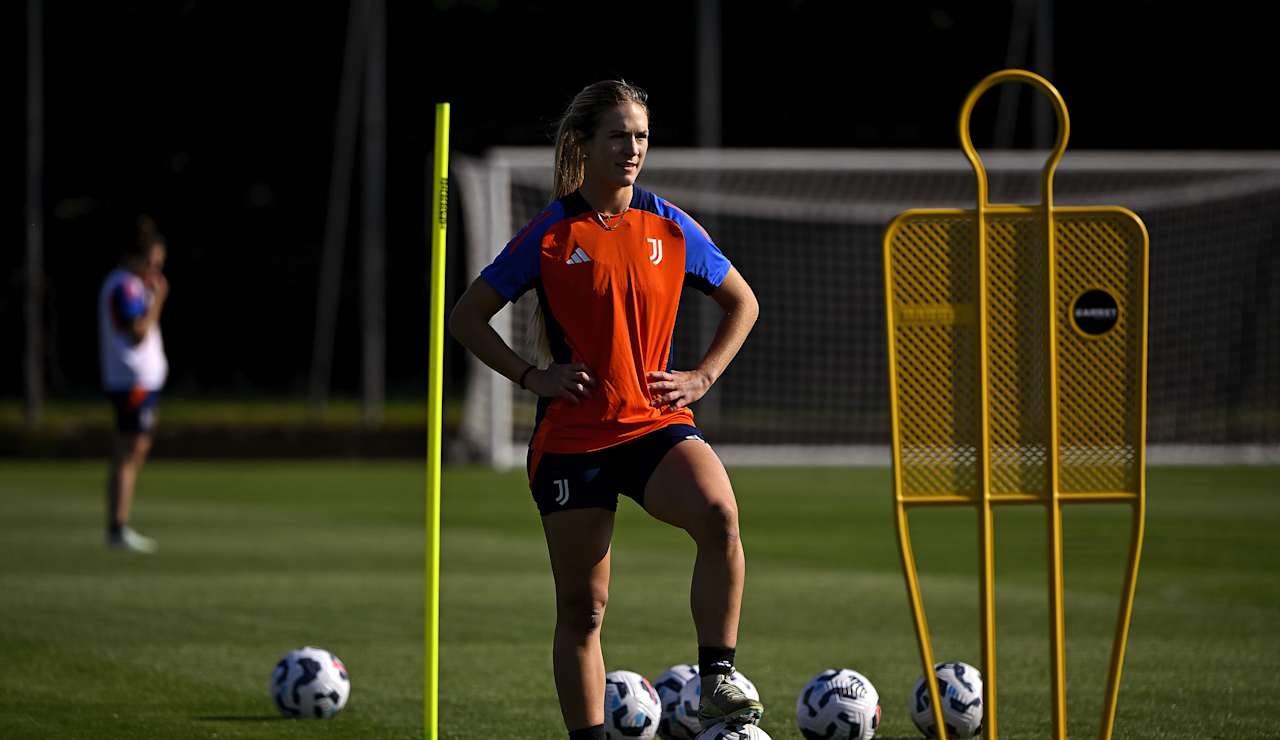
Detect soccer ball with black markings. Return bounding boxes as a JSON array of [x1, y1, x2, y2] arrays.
[[695, 721, 773, 739], [270, 646, 350, 719], [795, 668, 881, 739], [653, 663, 700, 740], [604, 670, 662, 739], [910, 661, 983, 738], [674, 670, 760, 738]]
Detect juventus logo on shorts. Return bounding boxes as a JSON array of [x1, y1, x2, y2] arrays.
[[647, 237, 663, 265], [553, 479, 570, 506]]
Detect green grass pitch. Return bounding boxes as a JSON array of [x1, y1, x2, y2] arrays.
[[1, 461, 1277, 738]]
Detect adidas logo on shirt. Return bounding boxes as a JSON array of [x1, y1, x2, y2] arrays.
[[566, 247, 592, 265]]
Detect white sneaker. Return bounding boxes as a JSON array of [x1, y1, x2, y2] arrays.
[[108, 526, 158, 554]]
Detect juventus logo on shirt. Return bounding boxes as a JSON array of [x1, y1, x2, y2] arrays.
[[647, 238, 664, 265]]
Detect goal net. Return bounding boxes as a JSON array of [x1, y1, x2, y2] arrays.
[[454, 149, 1280, 467]]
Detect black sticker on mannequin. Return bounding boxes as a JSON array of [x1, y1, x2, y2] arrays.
[[1072, 289, 1119, 335]]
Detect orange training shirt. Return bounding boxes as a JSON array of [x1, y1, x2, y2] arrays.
[[480, 186, 731, 454]]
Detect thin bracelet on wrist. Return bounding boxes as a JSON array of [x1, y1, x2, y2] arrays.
[[517, 364, 536, 390]]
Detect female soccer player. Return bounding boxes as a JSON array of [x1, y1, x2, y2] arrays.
[[450, 80, 762, 739], [98, 215, 169, 553]]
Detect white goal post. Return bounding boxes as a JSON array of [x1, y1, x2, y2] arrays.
[[454, 148, 1280, 467]]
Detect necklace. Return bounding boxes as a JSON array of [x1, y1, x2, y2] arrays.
[[595, 207, 629, 231]]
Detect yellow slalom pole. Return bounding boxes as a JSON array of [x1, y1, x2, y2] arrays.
[[425, 102, 450, 740]]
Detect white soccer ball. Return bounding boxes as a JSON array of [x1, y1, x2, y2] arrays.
[[270, 646, 350, 719], [675, 670, 760, 738], [654, 663, 700, 740], [795, 668, 881, 740], [695, 721, 772, 740], [605, 670, 662, 739], [910, 661, 983, 738]]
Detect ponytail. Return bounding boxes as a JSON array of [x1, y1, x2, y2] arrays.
[[551, 126, 587, 200]]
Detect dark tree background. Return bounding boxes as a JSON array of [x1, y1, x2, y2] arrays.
[[4, 1, 1274, 399]]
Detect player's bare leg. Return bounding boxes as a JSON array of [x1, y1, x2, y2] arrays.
[[108, 432, 149, 525], [643, 439, 762, 726], [643, 440, 742, 644], [542, 507, 615, 733], [107, 432, 156, 553]]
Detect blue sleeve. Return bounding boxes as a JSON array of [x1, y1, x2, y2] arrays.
[[479, 206, 560, 302], [111, 281, 147, 323], [665, 201, 730, 295]]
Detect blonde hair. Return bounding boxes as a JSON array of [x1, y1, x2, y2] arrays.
[[529, 81, 650, 365], [551, 80, 649, 198]]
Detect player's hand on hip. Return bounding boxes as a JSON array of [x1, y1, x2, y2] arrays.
[[646, 369, 711, 410], [528, 363, 595, 404]]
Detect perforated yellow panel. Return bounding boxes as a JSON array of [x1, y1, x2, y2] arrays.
[[885, 206, 1146, 500], [1054, 209, 1147, 494], [886, 216, 981, 498], [984, 213, 1052, 497]]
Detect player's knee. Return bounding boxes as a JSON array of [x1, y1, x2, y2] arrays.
[[117, 434, 150, 464], [557, 591, 608, 634], [695, 499, 740, 546], [116, 448, 143, 470]]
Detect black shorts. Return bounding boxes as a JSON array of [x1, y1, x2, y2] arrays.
[[528, 424, 707, 516], [106, 388, 160, 434]]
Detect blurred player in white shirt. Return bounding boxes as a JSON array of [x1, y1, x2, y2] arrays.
[[98, 216, 169, 553]]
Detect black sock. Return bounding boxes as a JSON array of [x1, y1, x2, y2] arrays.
[[568, 724, 606, 740], [699, 645, 736, 677]]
